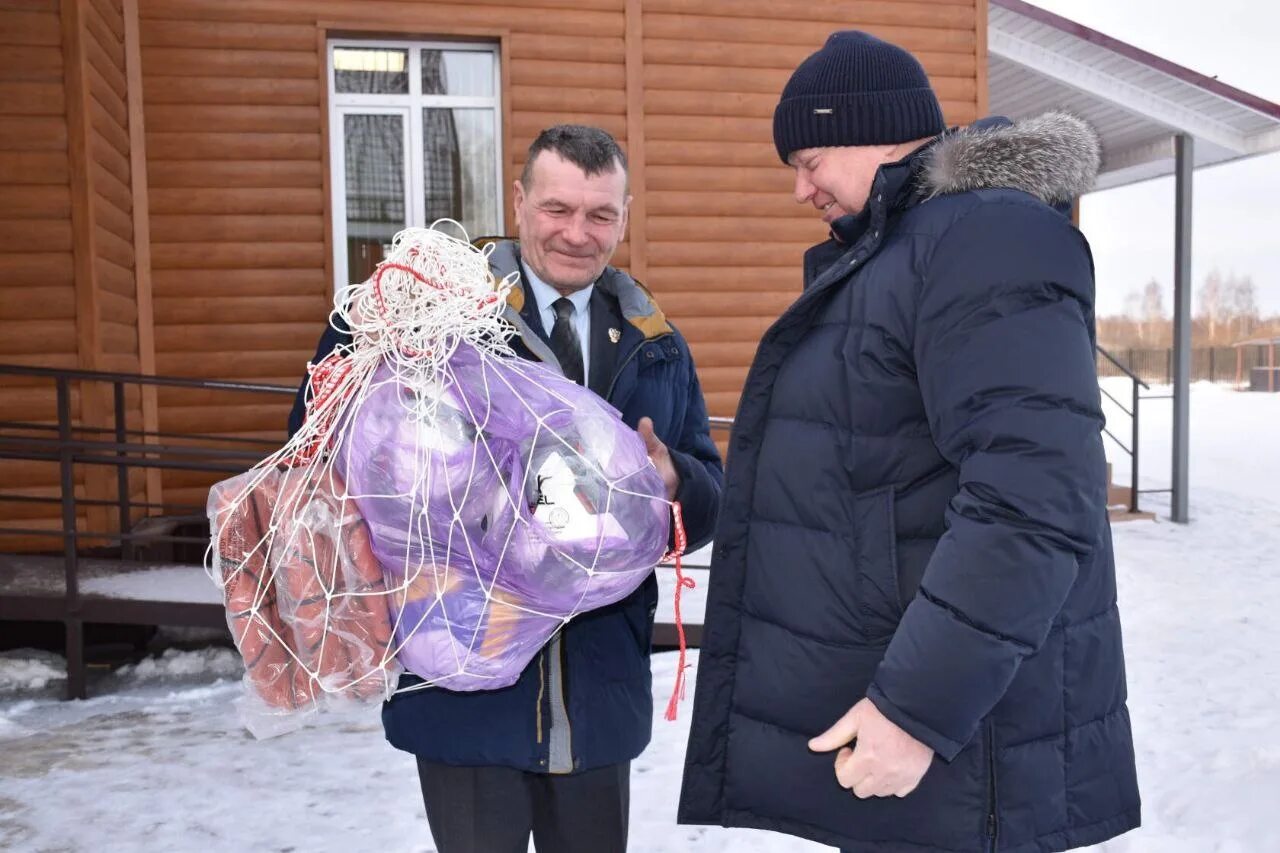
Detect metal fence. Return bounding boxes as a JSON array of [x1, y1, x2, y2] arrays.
[[1096, 346, 1265, 385]]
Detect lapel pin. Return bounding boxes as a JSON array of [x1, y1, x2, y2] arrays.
[[608, 328, 621, 343]]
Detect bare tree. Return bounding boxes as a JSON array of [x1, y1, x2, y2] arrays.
[[1230, 274, 1259, 340], [1123, 286, 1144, 342], [1100, 268, 1277, 360], [1141, 279, 1166, 345], [1198, 268, 1225, 343]]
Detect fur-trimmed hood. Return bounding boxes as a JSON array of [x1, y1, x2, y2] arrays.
[[921, 112, 1101, 205]]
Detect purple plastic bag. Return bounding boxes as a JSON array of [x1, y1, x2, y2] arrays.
[[334, 342, 669, 691]]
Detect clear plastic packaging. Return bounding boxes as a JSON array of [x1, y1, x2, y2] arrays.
[[206, 225, 671, 735]]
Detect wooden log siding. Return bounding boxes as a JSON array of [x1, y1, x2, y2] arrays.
[[132, 0, 635, 508], [0, 0, 146, 550], [0, 3, 75, 551], [0, 4, 76, 434], [82, 0, 148, 533], [1, 0, 981, 522]]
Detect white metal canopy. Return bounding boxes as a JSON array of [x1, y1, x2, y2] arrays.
[[988, 0, 1280, 191]]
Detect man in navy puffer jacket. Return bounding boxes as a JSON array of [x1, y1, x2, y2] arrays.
[[678, 31, 1139, 853]]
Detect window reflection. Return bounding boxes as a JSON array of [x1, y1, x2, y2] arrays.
[[335, 48, 409, 94], [421, 49, 493, 97], [344, 113, 405, 286], [424, 108, 497, 239]]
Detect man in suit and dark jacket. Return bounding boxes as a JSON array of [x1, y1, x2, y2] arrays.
[[288, 124, 722, 853]]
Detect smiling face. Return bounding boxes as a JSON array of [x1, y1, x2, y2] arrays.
[[788, 144, 899, 221], [512, 151, 630, 294]]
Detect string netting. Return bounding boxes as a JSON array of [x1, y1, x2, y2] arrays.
[[206, 224, 679, 737]]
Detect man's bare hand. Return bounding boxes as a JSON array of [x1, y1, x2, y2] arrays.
[[809, 698, 934, 798], [637, 417, 679, 500]]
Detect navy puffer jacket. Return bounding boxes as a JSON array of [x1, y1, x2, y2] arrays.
[[678, 115, 1139, 852]]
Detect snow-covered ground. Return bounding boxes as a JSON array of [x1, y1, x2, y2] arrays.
[[1, 382, 1277, 852]]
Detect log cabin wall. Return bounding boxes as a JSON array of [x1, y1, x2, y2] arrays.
[[0, 1, 80, 549], [135, 0, 638, 511], [1, 0, 985, 530], [0, 0, 148, 549], [77, 0, 148, 534]]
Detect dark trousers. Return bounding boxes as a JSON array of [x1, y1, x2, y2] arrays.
[[416, 758, 630, 853]]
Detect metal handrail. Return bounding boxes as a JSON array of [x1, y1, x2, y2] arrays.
[[1097, 385, 1131, 418], [0, 419, 284, 449], [1095, 346, 1144, 514], [0, 361, 747, 696], [0, 362, 301, 700], [0, 363, 296, 395], [0, 433, 276, 462], [4, 351, 1156, 696]]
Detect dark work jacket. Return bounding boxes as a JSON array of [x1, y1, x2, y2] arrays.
[[678, 115, 1140, 852], [287, 241, 723, 773]]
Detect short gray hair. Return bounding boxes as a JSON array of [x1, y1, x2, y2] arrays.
[[521, 124, 628, 190]]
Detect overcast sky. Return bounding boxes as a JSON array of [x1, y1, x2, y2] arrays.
[[1024, 0, 1280, 316]]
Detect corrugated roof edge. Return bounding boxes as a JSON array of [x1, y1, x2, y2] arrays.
[[992, 0, 1280, 122]]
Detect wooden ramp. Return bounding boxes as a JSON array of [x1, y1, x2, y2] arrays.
[[0, 554, 223, 628]]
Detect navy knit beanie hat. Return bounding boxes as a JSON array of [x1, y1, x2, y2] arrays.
[[773, 31, 946, 164]]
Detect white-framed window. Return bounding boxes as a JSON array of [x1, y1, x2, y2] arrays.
[[327, 39, 503, 289]]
